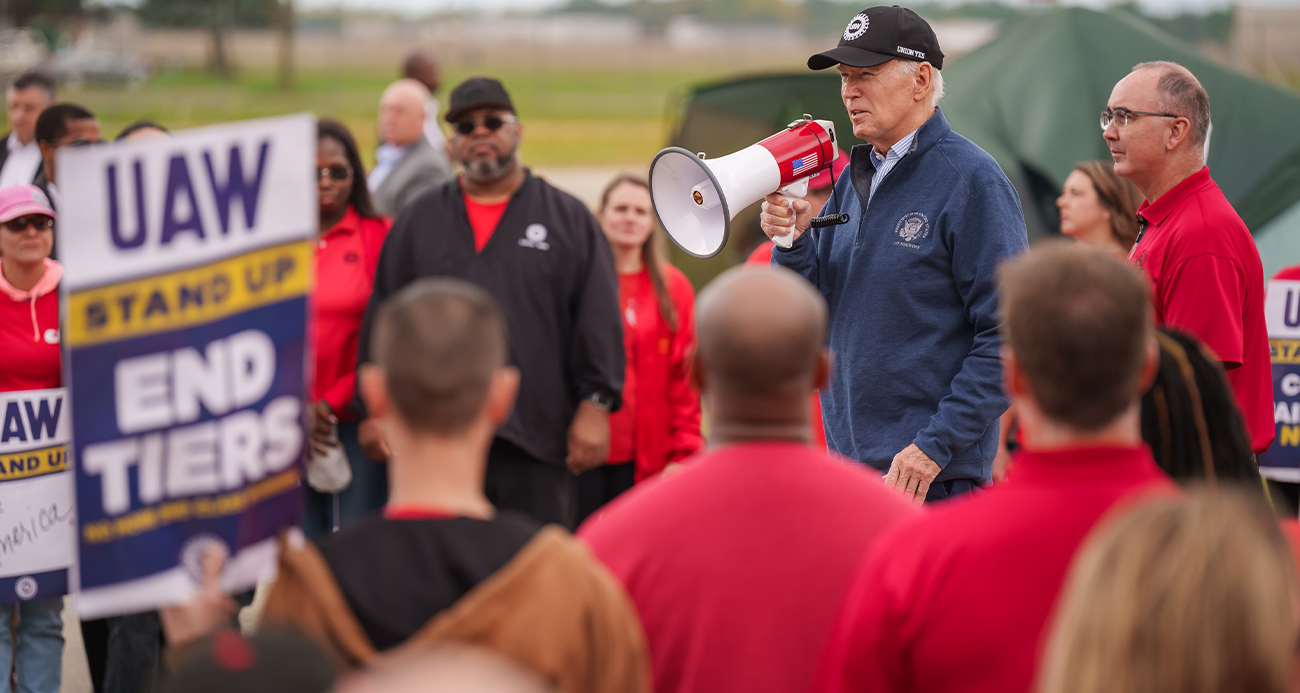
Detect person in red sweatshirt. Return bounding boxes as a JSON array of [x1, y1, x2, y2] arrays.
[[580, 266, 920, 693], [810, 242, 1177, 693], [303, 119, 392, 536], [0, 183, 64, 693], [575, 175, 700, 523]]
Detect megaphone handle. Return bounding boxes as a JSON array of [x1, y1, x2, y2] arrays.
[[772, 178, 811, 249]]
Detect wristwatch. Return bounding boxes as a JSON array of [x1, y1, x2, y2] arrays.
[[585, 391, 614, 413]]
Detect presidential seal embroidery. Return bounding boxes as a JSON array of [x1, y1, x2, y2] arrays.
[[893, 212, 931, 248]]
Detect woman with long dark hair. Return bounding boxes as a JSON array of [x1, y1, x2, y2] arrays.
[[576, 175, 701, 524], [1141, 328, 1259, 486], [304, 118, 392, 535]]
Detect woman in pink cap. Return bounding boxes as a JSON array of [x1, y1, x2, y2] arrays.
[[0, 183, 64, 693]]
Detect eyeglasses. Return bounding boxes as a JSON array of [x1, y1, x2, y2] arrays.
[[452, 114, 517, 136], [316, 165, 352, 181], [2, 216, 54, 233], [1100, 108, 1180, 130]]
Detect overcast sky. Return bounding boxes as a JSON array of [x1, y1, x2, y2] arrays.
[[295, 0, 1298, 18]]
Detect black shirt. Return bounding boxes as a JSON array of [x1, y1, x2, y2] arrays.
[[318, 511, 542, 652], [356, 172, 624, 466]]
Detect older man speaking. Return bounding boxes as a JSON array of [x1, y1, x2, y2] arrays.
[[762, 5, 1028, 502]]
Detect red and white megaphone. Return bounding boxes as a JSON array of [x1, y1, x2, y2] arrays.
[[649, 115, 839, 258]]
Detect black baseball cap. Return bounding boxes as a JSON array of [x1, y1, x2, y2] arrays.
[[445, 77, 516, 123], [808, 6, 944, 71]]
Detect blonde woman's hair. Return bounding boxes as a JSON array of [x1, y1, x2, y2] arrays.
[[1039, 488, 1299, 693]]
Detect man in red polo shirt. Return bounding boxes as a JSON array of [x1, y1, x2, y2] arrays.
[[580, 267, 919, 693], [810, 243, 1176, 693], [1105, 60, 1273, 453]]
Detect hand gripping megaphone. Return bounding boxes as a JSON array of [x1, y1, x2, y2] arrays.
[[649, 115, 848, 258]]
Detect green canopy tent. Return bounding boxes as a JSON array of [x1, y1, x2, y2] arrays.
[[665, 6, 1300, 285]]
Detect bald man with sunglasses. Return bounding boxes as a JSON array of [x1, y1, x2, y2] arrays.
[[355, 77, 624, 529]]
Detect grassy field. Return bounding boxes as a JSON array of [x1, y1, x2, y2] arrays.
[[27, 64, 741, 167]]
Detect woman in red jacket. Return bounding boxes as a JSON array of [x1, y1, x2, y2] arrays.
[[0, 184, 65, 693], [576, 175, 702, 524], [304, 119, 392, 535]]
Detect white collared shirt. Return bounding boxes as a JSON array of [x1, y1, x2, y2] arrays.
[[867, 127, 921, 205], [424, 96, 446, 150], [368, 142, 412, 192], [0, 133, 42, 189]]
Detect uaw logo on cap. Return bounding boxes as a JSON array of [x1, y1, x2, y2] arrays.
[[30, 188, 50, 208], [843, 13, 870, 41], [893, 211, 931, 248]]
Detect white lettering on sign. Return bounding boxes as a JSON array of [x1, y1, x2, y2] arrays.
[[115, 330, 275, 434], [1283, 373, 1300, 399], [86, 329, 300, 516], [1279, 401, 1300, 425]]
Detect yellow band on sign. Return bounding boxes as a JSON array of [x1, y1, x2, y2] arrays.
[[0, 445, 68, 482], [1272, 339, 1300, 365], [66, 241, 313, 347], [81, 468, 300, 544]]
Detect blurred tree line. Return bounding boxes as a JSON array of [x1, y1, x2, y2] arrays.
[[136, 0, 293, 82], [559, 0, 1236, 45], [135, 0, 274, 77]]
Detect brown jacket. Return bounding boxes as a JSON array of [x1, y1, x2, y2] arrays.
[[261, 526, 650, 693]]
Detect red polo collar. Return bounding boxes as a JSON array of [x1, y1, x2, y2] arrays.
[[322, 205, 360, 240], [1009, 444, 1164, 486], [1136, 166, 1214, 228]]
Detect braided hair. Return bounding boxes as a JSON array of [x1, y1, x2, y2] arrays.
[[1141, 328, 1258, 487]]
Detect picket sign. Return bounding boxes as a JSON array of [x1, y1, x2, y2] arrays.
[[1259, 279, 1300, 482], [57, 114, 314, 619], [0, 388, 74, 603]]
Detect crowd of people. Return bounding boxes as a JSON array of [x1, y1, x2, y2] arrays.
[[0, 3, 1298, 692]]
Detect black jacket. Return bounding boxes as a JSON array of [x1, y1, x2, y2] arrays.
[[356, 171, 624, 466]]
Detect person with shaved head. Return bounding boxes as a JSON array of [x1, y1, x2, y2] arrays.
[[265, 279, 648, 691], [580, 266, 919, 693], [368, 78, 453, 217], [1105, 61, 1272, 455]]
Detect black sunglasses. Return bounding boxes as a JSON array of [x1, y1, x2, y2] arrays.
[[316, 165, 352, 181], [452, 114, 517, 136], [2, 216, 54, 232]]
